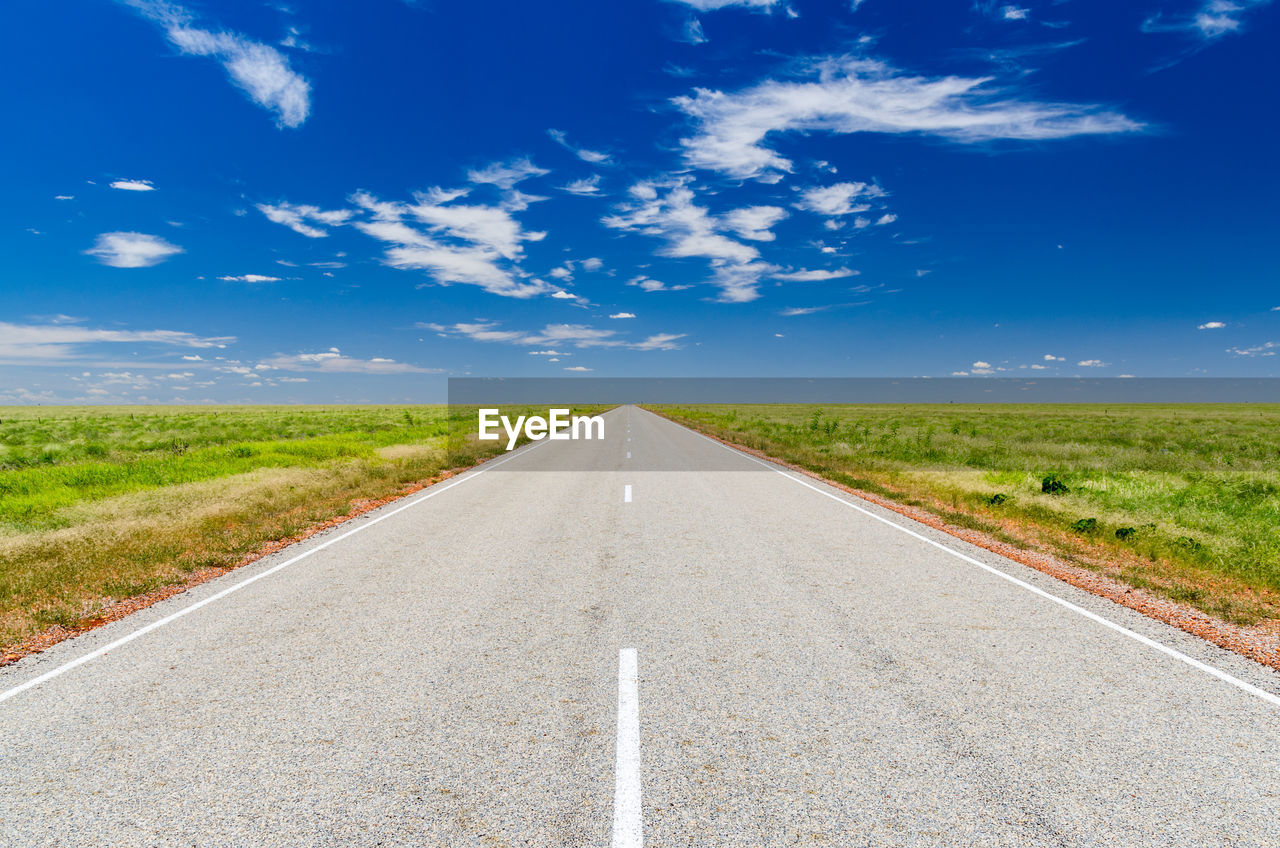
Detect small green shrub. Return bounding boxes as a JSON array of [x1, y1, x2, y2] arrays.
[[1070, 517, 1098, 533], [1114, 526, 1137, 540], [986, 493, 1009, 505], [1041, 473, 1069, 494]]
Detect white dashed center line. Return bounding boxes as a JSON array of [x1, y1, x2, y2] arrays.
[[624, 484, 632, 503], [611, 648, 642, 848]]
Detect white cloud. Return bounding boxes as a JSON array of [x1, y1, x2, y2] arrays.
[[551, 290, 580, 300], [631, 333, 685, 350], [345, 189, 552, 298], [467, 157, 549, 189], [400, 191, 542, 259], [681, 17, 709, 44], [424, 320, 684, 350], [663, 0, 780, 9], [1143, 0, 1272, 39], [218, 274, 281, 283], [564, 365, 593, 371], [1077, 359, 1107, 367], [1001, 5, 1030, 20], [561, 175, 603, 196], [257, 347, 438, 374], [122, 0, 310, 127], [1044, 353, 1064, 361], [55, 195, 75, 200], [627, 276, 694, 293], [722, 205, 788, 241], [1197, 321, 1226, 329], [581, 257, 604, 271], [915, 269, 932, 277], [780, 306, 831, 316], [795, 182, 883, 216], [610, 312, 637, 319], [528, 350, 570, 356], [257, 201, 351, 238], [546, 129, 612, 165], [85, 232, 183, 268], [0, 321, 233, 361], [771, 267, 858, 281], [674, 56, 1141, 180], [1227, 341, 1278, 357], [603, 178, 770, 301], [875, 213, 898, 226], [110, 179, 155, 191]]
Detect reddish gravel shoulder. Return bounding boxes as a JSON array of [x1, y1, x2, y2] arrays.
[[653, 410, 1280, 672]]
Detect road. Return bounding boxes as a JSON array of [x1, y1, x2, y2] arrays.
[[1, 405, 1277, 846]]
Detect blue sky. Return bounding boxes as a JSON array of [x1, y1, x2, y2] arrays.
[[2, 0, 1277, 403]]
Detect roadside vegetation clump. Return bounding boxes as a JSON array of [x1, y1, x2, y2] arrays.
[[652, 403, 1280, 626]]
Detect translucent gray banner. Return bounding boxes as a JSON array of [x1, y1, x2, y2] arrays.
[[446, 378, 1280, 472]]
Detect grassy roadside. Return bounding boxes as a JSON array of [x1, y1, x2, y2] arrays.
[[650, 404, 1280, 627], [0, 405, 522, 653]]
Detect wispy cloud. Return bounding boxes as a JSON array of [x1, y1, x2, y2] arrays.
[[256, 202, 352, 238], [628, 276, 694, 293], [422, 320, 685, 350], [85, 232, 183, 268], [121, 0, 311, 127], [1077, 358, 1108, 367], [110, 178, 156, 191], [547, 129, 612, 165], [674, 56, 1142, 180], [771, 267, 859, 281], [348, 187, 552, 298], [1227, 341, 1277, 357], [610, 312, 637, 319], [1143, 0, 1272, 39], [560, 175, 604, 196], [1198, 321, 1226, 329], [722, 205, 788, 240], [780, 305, 834, 316], [680, 16, 709, 44], [467, 157, 549, 189], [662, 0, 780, 9], [257, 347, 438, 373], [603, 177, 774, 301], [260, 186, 555, 298], [0, 320, 233, 362], [218, 274, 281, 283], [795, 182, 885, 216]]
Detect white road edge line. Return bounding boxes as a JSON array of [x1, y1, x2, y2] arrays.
[[627, 452, 631, 460], [0, 440, 547, 705], [663, 411, 1280, 709], [624, 484, 633, 503], [612, 648, 643, 848]]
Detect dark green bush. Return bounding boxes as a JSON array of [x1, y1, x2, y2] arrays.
[[1041, 473, 1069, 494]]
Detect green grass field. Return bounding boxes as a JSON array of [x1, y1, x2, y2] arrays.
[[0, 405, 511, 650], [652, 404, 1280, 625]]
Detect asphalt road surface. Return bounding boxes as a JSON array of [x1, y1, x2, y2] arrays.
[[1, 406, 1277, 847]]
